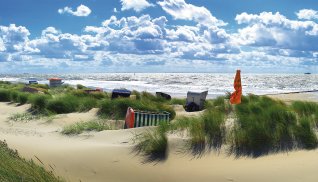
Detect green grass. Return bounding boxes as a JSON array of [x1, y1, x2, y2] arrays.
[[78, 97, 98, 112], [231, 95, 318, 156], [29, 94, 51, 112], [47, 94, 98, 114], [294, 117, 318, 149], [292, 101, 318, 116], [0, 140, 63, 182], [9, 113, 43, 122], [0, 84, 175, 121], [10, 91, 19, 103], [17, 92, 29, 105], [134, 95, 318, 160], [47, 95, 79, 114], [3, 82, 318, 159], [76, 84, 86, 89], [133, 122, 169, 162], [171, 108, 226, 156], [169, 98, 186, 105], [0, 89, 10, 102], [61, 120, 111, 135]]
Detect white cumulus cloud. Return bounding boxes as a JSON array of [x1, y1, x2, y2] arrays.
[[296, 9, 318, 20], [0, 38, 5, 52], [158, 0, 226, 26], [121, 0, 154, 12], [58, 4, 91, 17], [0, 24, 30, 52], [235, 11, 318, 51]]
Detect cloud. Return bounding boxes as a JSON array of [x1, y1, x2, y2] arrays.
[[296, 9, 318, 20], [1, 9, 318, 73], [26, 26, 108, 60], [0, 13, 234, 67], [235, 11, 318, 51], [0, 24, 30, 52], [58, 4, 91, 17], [121, 0, 154, 12], [0, 38, 5, 52], [157, 0, 226, 26]]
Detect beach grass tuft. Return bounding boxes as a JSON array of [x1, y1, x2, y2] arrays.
[[133, 122, 169, 162], [17, 92, 29, 105], [62, 120, 111, 135], [230, 95, 318, 157], [0, 89, 11, 102], [9, 113, 42, 122], [294, 116, 318, 149], [47, 95, 79, 114], [10, 91, 19, 103], [0, 140, 64, 182], [292, 101, 318, 116], [29, 94, 51, 112]]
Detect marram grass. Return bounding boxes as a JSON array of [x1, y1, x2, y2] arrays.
[[133, 122, 169, 162], [62, 120, 111, 135], [0, 140, 64, 182], [135, 94, 318, 160]]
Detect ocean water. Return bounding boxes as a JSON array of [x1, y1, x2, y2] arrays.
[[1, 73, 317, 98]]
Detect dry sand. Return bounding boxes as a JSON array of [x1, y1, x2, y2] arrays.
[[1, 92, 318, 182]]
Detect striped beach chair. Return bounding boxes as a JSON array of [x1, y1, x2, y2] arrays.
[[125, 107, 170, 128]]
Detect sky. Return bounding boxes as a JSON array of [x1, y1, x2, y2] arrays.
[[0, 0, 317, 73]]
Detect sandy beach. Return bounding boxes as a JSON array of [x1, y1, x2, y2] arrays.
[[1, 92, 318, 182]]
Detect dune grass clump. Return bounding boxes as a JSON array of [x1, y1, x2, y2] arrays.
[[47, 95, 79, 114], [78, 97, 98, 112], [230, 95, 318, 157], [99, 98, 145, 119], [30, 84, 49, 90], [89, 92, 108, 99], [62, 120, 111, 135], [0, 140, 63, 182], [141, 91, 167, 102], [10, 91, 19, 103], [0, 89, 11, 102], [202, 110, 226, 149], [133, 122, 169, 162], [70, 90, 89, 97], [294, 117, 318, 149], [211, 96, 232, 113], [9, 113, 42, 122], [76, 84, 86, 90], [169, 98, 186, 105], [171, 108, 226, 156], [17, 92, 29, 105], [131, 90, 141, 100], [292, 101, 318, 116], [29, 94, 51, 112]]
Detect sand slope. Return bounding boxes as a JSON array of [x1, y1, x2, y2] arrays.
[[0, 93, 318, 182]]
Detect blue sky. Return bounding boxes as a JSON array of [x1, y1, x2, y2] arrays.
[[0, 0, 317, 73]]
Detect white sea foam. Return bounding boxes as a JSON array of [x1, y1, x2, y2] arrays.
[[1, 73, 317, 98]]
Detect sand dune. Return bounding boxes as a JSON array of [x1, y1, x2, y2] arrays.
[[1, 92, 318, 182]]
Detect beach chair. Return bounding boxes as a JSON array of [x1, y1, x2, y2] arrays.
[[111, 89, 131, 99], [124, 107, 170, 129], [156, 92, 171, 100], [185, 91, 208, 112]]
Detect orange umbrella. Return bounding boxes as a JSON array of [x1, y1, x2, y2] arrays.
[[230, 70, 242, 104]]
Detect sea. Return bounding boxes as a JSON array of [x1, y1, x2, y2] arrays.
[[0, 73, 317, 98]]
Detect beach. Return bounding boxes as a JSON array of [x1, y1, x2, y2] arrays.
[[0, 92, 318, 182]]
